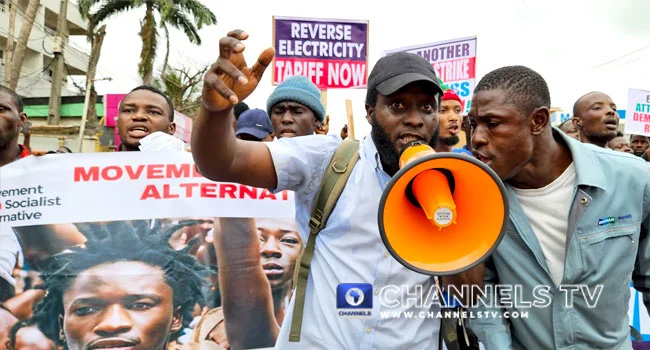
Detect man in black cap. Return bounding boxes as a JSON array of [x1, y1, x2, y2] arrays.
[[191, 29, 482, 350]]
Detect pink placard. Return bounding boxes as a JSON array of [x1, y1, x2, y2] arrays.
[[174, 111, 193, 144], [104, 94, 127, 151], [104, 94, 127, 127]]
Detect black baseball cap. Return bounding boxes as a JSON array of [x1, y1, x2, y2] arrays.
[[367, 51, 443, 97]]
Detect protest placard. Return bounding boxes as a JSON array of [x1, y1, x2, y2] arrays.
[[272, 16, 369, 89], [2, 152, 648, 345], [624, 88, 650, 136], [0, 152, 296, 348], [384, 36, 477, 114]]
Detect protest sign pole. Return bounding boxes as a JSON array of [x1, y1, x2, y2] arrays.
[[76, 78, 93, 153], [320, 90, 327, 111], [346, 99, 355, 140], [271, 16, 276, 86]]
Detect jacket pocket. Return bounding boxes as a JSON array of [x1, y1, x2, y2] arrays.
[[578, 225, 639, 288], [579, 225, 638, 245]]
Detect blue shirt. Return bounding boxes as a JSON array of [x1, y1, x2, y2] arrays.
[[471, 129, 650, 350], [266, 135, 441, 350], [453, 146, 472, 156]]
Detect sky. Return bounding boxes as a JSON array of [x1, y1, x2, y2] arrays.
[[81, 0, 650, 139]]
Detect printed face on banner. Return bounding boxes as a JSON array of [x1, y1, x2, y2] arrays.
[[62, 261, 180, 350], [273, 16, 369, 89], [0, 152, 299, 349], [256, 217, 302, 288], [9, 215, 301, 349], [384, 37, 477, 115], [11, 219, 197, 349]]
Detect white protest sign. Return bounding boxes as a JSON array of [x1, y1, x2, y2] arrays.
[[624, 88, 650, 136], [383, 36, 477, 114], [0, 152, 295, 233]]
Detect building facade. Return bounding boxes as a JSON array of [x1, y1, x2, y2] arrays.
[[0, 0, 90, 97]]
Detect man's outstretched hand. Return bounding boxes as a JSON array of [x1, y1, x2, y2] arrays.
[[202, 29, 275, 113]]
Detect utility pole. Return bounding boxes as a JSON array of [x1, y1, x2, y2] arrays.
[[76, 77, 93, 152], [47, 0, 69, 125], [4, 0, 17, 84]]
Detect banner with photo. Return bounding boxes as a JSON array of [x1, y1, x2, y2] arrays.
[[0, 152, 296, 349], [272, 16, 369, 89], [1, 152, 649, 346], [383, 36, 477, 114]]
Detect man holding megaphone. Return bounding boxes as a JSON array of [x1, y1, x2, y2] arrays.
[[466, 66, 650, 350], [192, 29, 484, 350]]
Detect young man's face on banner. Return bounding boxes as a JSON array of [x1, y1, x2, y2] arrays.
[[257, 218, 303, 289], [62, 261, 182, 350]]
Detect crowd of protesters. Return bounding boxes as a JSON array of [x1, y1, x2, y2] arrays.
[[1, 26, 650, 350]]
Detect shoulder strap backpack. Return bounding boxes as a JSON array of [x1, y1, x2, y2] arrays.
[[289, 138, 360, 342]]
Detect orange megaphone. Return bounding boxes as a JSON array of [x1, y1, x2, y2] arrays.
[[378, 141, 509, 275]]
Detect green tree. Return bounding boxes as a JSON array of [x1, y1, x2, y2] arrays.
[[154, 64, 207, 118], [78, 0, 216, 84], [4, 0, 41, 90]]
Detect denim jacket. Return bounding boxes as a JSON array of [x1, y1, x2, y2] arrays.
[[471, 129, 650, 350]]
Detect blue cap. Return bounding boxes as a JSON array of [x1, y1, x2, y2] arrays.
[[236, 109, 274, 139], [266, 76, 325, 122]]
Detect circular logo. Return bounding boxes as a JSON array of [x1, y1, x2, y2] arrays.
[[345, 287, 365, 306]]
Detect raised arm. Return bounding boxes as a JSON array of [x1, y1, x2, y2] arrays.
[[214, 217, 279, 349], [191, 30, 278, 189], [3, 289, 45, 320], [12, 224, 86, 262]]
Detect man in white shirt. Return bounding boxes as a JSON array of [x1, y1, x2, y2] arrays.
[[191, 29, 483, 349]]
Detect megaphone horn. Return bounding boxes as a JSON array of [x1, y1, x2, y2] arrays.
[[378, 141, 509, 276]]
